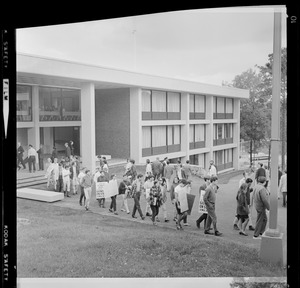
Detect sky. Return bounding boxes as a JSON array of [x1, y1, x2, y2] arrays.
[[16, 6, 287, 86]]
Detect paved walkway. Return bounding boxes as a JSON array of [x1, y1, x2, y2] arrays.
[[23, 170, 287, 266]]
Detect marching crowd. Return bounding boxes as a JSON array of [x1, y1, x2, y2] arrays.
[[18, 140, 287, 239]]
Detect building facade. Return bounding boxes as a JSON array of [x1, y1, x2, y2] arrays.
[[17, 53, 249, 173]]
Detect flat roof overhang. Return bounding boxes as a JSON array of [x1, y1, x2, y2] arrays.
[[17, 53, 249, 99]]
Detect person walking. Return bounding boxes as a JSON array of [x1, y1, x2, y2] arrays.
[[45, 158, 54, 188], [175, 160, 183, 180], [255, 163, 266, 184], [170, 176, 180, 222], [37, 144, 44, 171], [27, 144, 37, 173], [236, 183, 250, 236], [145, 159, 152, 178], [52, 158, 59, 191], [147, 180, 163, 226], [69, 140, 75, 156], [77, 167, 86, 206], [143, 175, 154, 216], [264, 165, 270, 189], [17, 142, 26, 170], [81, 169, 93, 211], [129, 159, 137, 180], [51, 146, 58, 163], [56, 163, 64, 192], [196, 176, 211, 229], [174, 179, 190, 230], [252, 176, 270, 239], [182, 160, 192, 180], [118, 174, 131, 214], [64, 142, 71, 161], [278, 170, 287, 207], [152, 157, 163, 180], [158, 177, 169, 222], [131, 174, 145, 220], [164, 160, 174, 191], [207, 160, 217, 177], [203, 176, 222, 236], [97, 170, 109, 208], [70, 161, 79, 195], [108, 174, 119, 215], [62, 164, 71, 197]]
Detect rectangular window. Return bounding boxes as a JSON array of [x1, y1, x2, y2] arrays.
[[142, 127, 151, 148], [152, 91, 166, 112], [217, 97, 225, 113], [213, 124, 217, 140], [189, 94, 195, 113], [167, 126, 173, 146], [17, 85, 32, 122], [152, 126, 167, 147], [142, 90, 151, 112], [174, 125, 180, 145], [189, 125, 194, 143], [195, 124, 205, 142], [167, 92, 180, 112], [217, 124, 223, 139], [199, 153, 205, 168], [195, 95, 205, 113], [226, 98, 233, 113]]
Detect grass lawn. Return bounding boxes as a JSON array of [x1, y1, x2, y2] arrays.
[[17, 197, 286, 278]]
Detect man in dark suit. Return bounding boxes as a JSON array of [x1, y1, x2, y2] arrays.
[[17, 142, 26, 170], [65, 142, 71, 160]]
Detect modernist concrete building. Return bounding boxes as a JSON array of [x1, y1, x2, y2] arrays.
[[17, 53, 249, 173]]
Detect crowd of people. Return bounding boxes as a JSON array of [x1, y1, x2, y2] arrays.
[[17, 142, 287, 238], [232, 162, 287, 239]]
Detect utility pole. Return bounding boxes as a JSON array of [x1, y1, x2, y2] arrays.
[[259, 9, 284, 266]]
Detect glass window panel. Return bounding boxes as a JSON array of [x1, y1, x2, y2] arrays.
[[195, 124, 205, 142], [152, 126, 166, 147], [142, 90, 151, 112], [199, 154, 205, 168], [62, 89, 80, 112], [152, 91, 166, 112], [217, 150, 223, 165], [167, 92, 180, 112], [217, 124, 223, 139], [142, 127, 151, 148], [189, 125, 194, 143], [167, 126, 173, 145], [195, 95, 205, 113], [174, 125, 180, 145], [189, 94, 194, 112], [217, 97, 225, 113], [17, 85, 32, 121], [213, 124, 217, 140], [213, 97, 217, 113], [226, 98, 233, 113]]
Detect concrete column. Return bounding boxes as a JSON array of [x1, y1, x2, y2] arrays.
[[206, 95, 214, 171], [80, 83, 96, 172], [130, 87, 142, 163], [180, 93, 189, 162], [28, 86, 40, 162]]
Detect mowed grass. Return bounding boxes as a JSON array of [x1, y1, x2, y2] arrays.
[[17, 198, 285, 278]]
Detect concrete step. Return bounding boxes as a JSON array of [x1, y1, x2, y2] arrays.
[[17, 179, 47, 189], [17, 188, 64, 202]]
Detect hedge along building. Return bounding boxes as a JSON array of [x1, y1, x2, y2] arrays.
[[17, 53, 249, 173]]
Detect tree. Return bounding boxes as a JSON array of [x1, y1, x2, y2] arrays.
[[256, 48, 287, 170], [224, 69, 271, 164]]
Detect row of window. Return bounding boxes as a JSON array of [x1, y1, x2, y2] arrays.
[[213, 123, 234, 146], [141, 89, 234, 121], [17, 85, 81, 122], [142, 123, 235, 157]]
